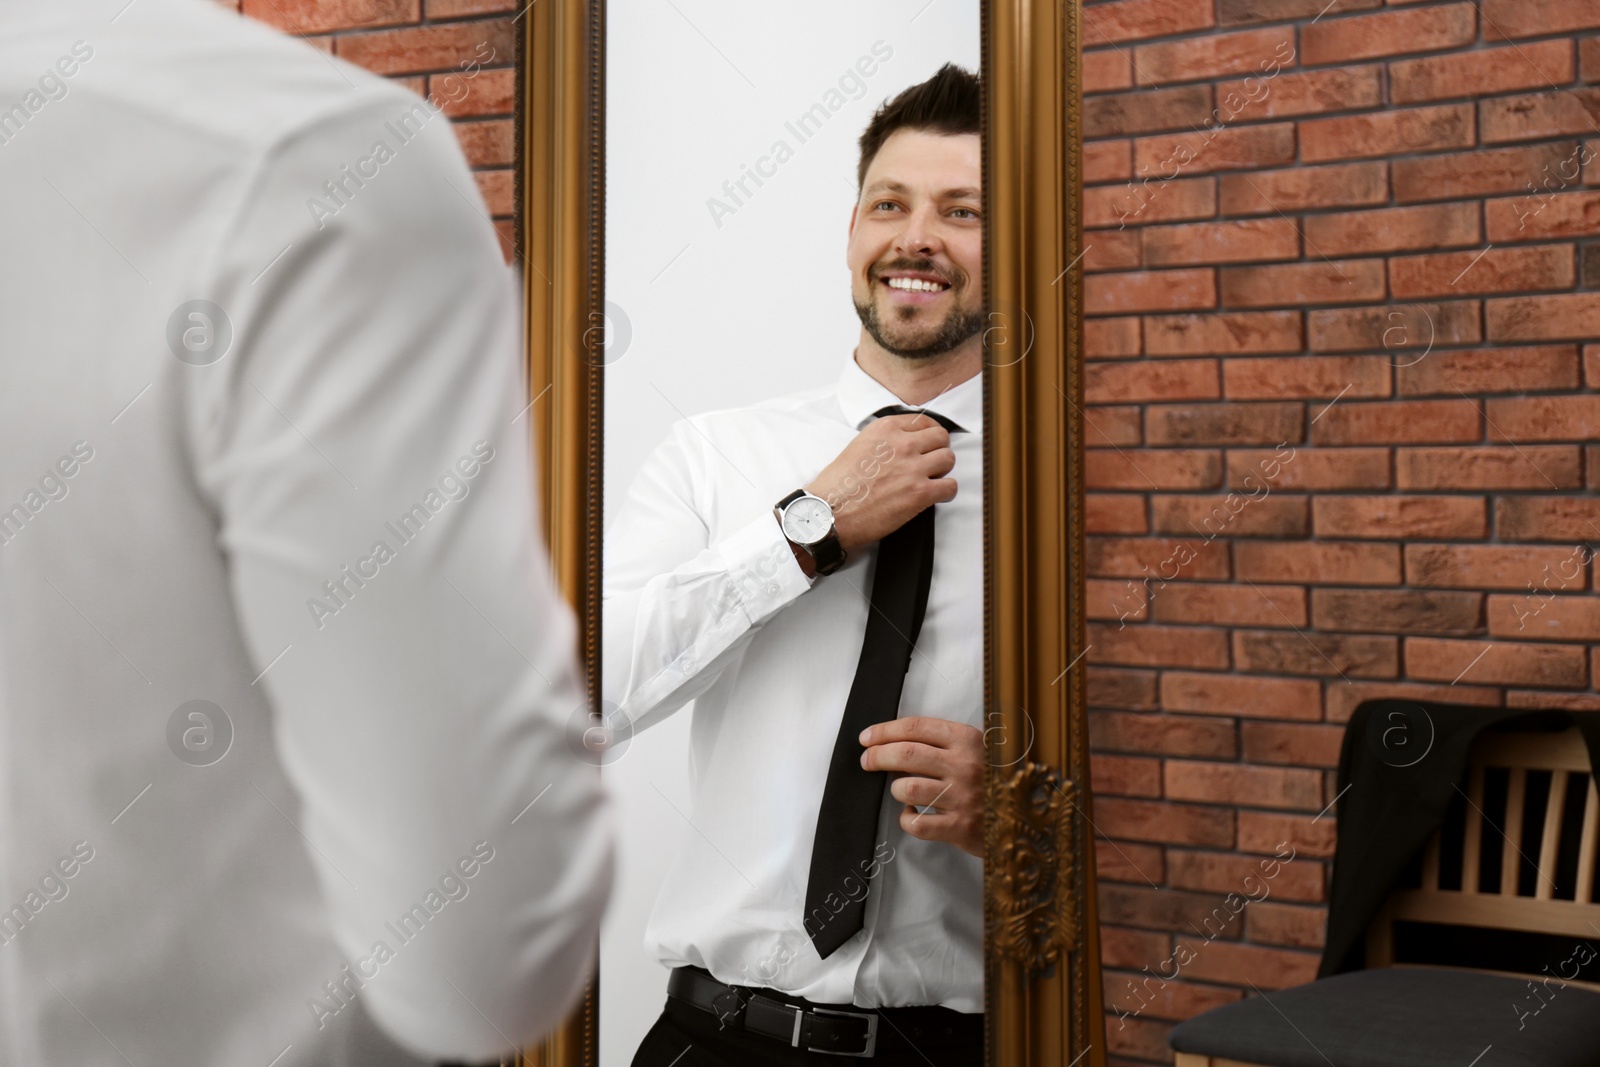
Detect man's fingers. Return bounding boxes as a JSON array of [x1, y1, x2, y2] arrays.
[[887, 420, 950, 454], [921, 446, 956, 478], [860, 740, 949, 777], [861, 716, 973, 749], [879, 411, 949, 432], [899, 805, 972, 847], [889, 775, 971, 810]]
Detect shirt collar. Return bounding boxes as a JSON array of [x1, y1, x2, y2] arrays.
[[835, 351, 984, 434]]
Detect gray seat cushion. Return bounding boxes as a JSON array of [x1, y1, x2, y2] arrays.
[[1169, 967, 1600, 1067]]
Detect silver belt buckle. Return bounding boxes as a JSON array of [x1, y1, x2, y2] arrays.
[[803, 1005, 879, 1057]]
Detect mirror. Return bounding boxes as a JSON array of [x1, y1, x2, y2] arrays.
[[601, 4, 985, 1064], [517, 1, 1097, 1063]]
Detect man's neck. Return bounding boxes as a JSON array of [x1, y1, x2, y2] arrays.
[[853, 334, 981, 408]]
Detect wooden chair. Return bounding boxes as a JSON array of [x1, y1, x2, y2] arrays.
[[1169, 725, 1600, 1067]]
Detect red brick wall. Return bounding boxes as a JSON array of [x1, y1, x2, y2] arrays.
[[1082, 1, 1600, 1062], [220, 0, 518, 259]]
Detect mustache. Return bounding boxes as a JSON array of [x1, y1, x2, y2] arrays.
[[874, 258, 963, 289]]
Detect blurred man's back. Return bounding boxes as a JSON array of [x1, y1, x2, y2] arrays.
[[0, 1, 611, 1063]]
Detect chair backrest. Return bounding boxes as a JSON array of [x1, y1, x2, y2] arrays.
[[1367, 726, 1600, 988]]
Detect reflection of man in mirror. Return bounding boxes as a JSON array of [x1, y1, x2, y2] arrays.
[[606, 64, 985, 1066]]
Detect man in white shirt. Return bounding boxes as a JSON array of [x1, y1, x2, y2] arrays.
[[605, 65, 985, 1066], [0, 2, 611, 1064]]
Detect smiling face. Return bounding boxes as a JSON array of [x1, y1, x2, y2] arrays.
[[847, 127, 984, 362]]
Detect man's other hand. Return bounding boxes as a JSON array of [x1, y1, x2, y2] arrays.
[[859, 717, 985, 858]]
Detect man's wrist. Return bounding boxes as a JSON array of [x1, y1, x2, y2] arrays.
[[783, 527, 818, 578], [773, 489, 846, 577]]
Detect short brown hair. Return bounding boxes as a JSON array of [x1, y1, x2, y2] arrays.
[[856, 63, 980, 191]]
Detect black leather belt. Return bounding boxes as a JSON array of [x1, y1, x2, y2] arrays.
[[669, 965, 880, 1056], [667, 965, 981, 1058]]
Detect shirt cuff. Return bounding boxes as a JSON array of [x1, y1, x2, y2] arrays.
[[711, 512, 814, 626]]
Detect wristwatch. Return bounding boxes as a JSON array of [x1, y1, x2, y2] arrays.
[[773, 489, 847, 576]]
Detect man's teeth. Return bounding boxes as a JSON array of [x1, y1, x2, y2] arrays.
[[885, 276, 949, 292]]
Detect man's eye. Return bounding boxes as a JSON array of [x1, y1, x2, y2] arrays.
[[873, 200, 901, 211], [951, 207, 979, 219]]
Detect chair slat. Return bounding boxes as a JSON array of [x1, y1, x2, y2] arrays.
[[1388, 888, 1600, 941], [1479, 729, 1589, 771], [1421, 833, 1441, 891], [1463, 765, 1485, 893], [1536, 770, 1567, 901], [1578, 775, 1599, 904], [1502, 768, 1526, 897]]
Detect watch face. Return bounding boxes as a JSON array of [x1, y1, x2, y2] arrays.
[[782, 495, 833, 544]]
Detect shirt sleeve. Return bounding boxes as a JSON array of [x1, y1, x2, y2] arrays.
[[182, 88, 612, 1061], [602, 420, 813, 734]]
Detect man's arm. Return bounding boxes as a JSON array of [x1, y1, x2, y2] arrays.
[[602, 422, 813, 735], [603, 412, 961, 734], [185, 88, 611, 1061]]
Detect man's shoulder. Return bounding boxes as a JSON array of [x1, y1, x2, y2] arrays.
[[21, 0, 417, 160]]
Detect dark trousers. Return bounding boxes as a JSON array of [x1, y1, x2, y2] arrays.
[[629, 991, 984, 1067]]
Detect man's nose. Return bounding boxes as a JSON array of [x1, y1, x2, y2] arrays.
[[894, 205, 942, 258]]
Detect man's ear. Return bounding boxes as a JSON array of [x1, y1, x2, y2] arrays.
[[845, 202, 858, 267]]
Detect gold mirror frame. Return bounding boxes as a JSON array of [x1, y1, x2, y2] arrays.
[[516, 2, 1099, 1064]]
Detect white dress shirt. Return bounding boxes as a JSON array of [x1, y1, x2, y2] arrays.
[[0, 2, 611, 1064], [604, 354, 983, 1012]]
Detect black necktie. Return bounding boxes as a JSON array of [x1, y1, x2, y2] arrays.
[[803, 403, 964, 959]]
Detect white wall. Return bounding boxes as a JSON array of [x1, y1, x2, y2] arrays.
[[602, 4, 979, 1062]]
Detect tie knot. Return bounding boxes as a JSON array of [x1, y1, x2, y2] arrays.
[[872, 404, 964, 433]]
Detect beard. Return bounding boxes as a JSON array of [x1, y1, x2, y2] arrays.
[[854, 262, 984, 360]]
